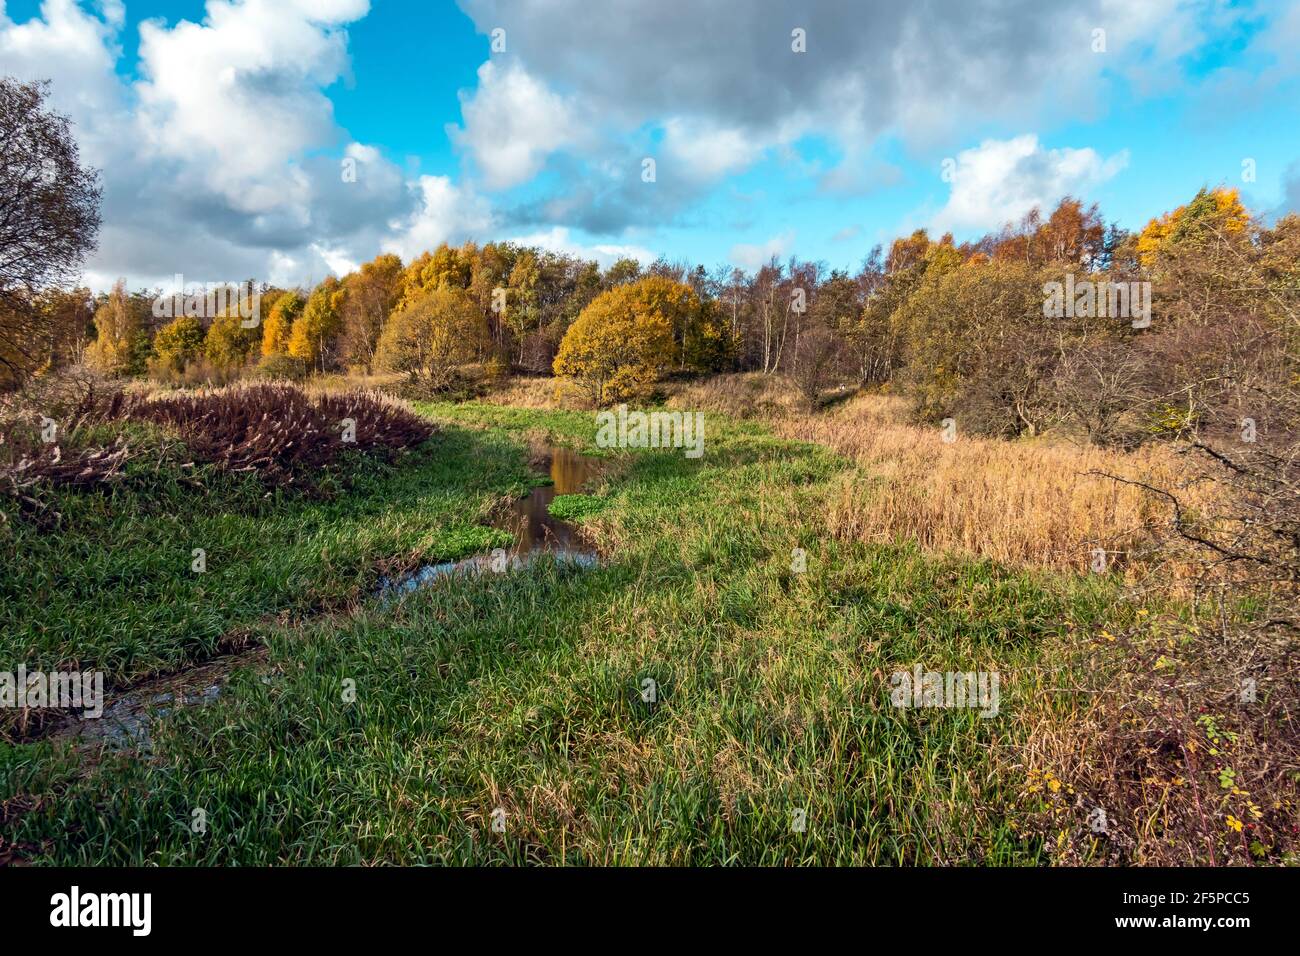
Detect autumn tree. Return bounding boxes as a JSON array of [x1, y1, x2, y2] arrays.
[[375, 285, 485, 391], [85, 281, 149, 377], [29, 286, 95, 372], [603, 258, 642, 288], [552, 278, 683, 405], [150, 315, 206, 376], [990, 198, 1105, 268], [0, 77, 102, 387], [289, 276, 344, 373], [1136, 186, 1250, 267], [260, 290, 302, 357], [893, 256, 1050, 435], [339, 253, 402, 374], [205, 300, 262, 370]]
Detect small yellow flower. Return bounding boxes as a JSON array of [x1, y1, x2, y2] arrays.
[[1048, 778, 1062, 793]]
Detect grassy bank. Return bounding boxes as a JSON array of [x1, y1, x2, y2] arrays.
[[2, 395, 1123, 864]]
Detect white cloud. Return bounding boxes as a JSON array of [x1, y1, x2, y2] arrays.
[[311, 243, 359, 277], [931, 134, 1128, 233], [133, 0, 368, 212], [507, 227, 655, 267], [450, 61, 579, 190], [383, 175, 493, 261], [661, 118, 765, 181], [729, 231, 794, 271], [0, 0, 124, 133], [0, 0, 497, 291]]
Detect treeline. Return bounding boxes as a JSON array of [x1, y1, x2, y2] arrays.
[[15, 186, 1300, 448]]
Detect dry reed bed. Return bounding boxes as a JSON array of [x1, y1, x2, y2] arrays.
[[671, 376, 1212, 578]]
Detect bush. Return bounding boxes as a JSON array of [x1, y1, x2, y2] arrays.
[[1, 379, 434, 509], [126, 383, 435, 489], [149, 315, 206, 377], [375, 286, 485, 390], [253, 353, 308, 382]]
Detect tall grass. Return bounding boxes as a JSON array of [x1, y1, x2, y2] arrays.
[[672, 375, 1209, 577], [2, 396, 1118, 864]]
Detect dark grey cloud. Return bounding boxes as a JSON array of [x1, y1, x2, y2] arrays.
[[454, 0, 1129, 233], [457, 0, 1109, 139]]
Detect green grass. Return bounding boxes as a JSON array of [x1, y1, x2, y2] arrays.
[[1, 400, 1121, 864], [0, 424, 530, 679]]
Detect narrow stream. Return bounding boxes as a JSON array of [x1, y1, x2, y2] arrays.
[[496, 444, 600, 559], [380, 443, 601, 595], [45, 445, 603, 749]]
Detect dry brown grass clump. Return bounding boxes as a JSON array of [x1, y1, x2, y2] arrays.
[[667, 371, 809, 420], [128, 382, 433, 487], [673, 373, 1209, 577], [2, 374, 434, 507], [794, 394, 1191, 575]]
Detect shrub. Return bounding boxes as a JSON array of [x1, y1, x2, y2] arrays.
[[126, 383, 434, 488], [1, 379, 434, 509], [253, 353, 308, 382], [375, 286, 485, 391]]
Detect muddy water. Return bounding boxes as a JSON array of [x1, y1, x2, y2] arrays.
[[379, 444, 601, 596], [497, 444, 599, 558], [36, 449, 603, 748], [37, 647, 270, 750]]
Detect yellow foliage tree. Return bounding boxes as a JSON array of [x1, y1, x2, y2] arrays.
[[1136, 187, 1250, 267], [260, 291, 302, 357], [85, 280, 147, 377], [150, 315, 205, 375], [552, 278, 683, 406], [288, 277, 344, 372], [205, 301, 262, 370], [375, 285, 485, 390]]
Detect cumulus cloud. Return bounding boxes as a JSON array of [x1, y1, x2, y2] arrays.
[[0, 0, 485, 290], [133, 0, 367, 211], [445, 0, 1280, 237], [383, 175, 493, 262], [661, 118, 767, 182], [2, 0, 1287, 286], [455, 0, 1212, 165], [506, 226, 655, 267], [449, 61, 581, 190], [0, 0, 124, 124], [931, 134, 1128, 233]]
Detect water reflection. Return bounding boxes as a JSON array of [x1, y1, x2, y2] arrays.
[[378, 444, 601, 596], [498, 445, 597, 557]]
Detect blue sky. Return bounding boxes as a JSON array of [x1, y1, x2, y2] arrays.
[[2, 0, 1298, 289]]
